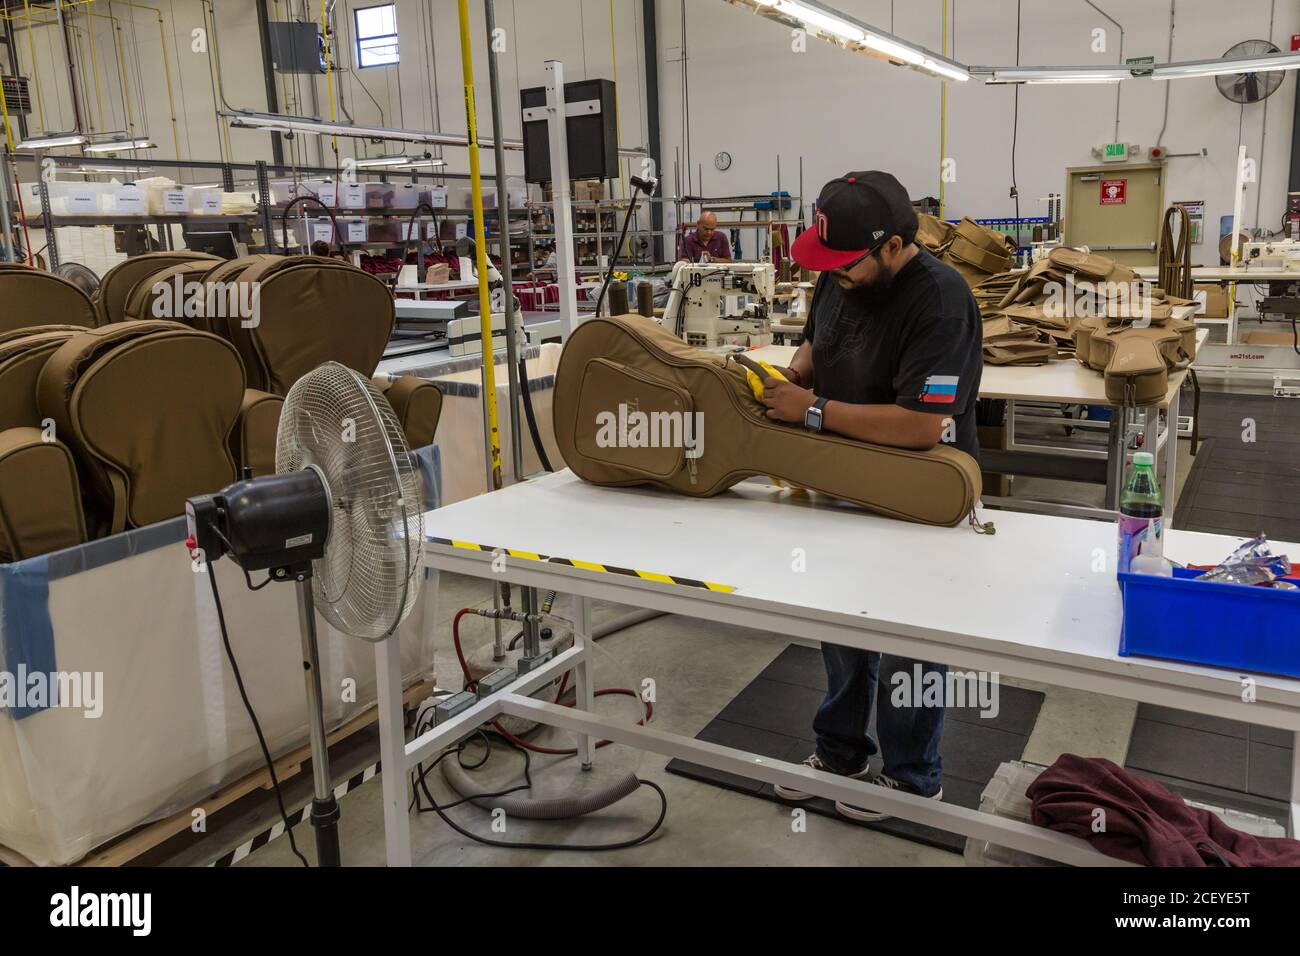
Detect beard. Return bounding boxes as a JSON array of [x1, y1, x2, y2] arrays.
[[840, 267, 895, 307]]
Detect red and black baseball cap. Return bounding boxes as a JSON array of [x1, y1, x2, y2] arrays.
[[791, 171, 918, 272]]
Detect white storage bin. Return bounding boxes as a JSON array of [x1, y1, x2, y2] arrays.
[[109, 185, 147, 216], [188, 185, 224, 216], [0, 453, 440, 866], [145, 182, 191, 216], [338, 181, 368, 210], [390, 182, 420, 210], [268, 178, 338, 208], [18, 181, 116, 217], [421, 184, 448, 209]]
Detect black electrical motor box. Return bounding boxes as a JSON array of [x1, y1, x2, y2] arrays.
[[520, 78, 618, 184], [269, 22, 327, 74]]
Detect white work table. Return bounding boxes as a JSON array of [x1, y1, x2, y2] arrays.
[[1134, 265, 1298, 283], [373, 470, 1300, 866]]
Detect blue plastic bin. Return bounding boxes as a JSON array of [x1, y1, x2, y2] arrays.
[[1119, 567, 1300, 677]]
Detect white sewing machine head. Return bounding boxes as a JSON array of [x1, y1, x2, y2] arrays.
[[1242, 239, 1300, 271], [665, 261, 776, 349]]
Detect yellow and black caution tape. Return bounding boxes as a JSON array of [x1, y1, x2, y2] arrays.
[[428, 537, 735, 594]]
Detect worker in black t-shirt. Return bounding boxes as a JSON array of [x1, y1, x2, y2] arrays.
[[765, 171, 982, 821]]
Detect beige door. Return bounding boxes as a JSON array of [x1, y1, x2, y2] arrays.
[[1063, 163, 1165, 267]]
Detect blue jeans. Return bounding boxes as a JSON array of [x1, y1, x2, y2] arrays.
[[813, 645, 945, 796]]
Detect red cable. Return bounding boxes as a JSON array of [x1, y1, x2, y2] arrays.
[[452, 607, 653, 756]]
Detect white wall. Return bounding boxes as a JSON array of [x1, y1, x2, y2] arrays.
[[10, 0, 1297, 264], [656, 0, 1299, 264]]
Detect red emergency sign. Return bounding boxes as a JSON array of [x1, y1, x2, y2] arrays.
[[1100, 179, 1127, 205]]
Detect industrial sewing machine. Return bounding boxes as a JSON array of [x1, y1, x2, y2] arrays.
[[1242, 238, 1300, 272], [663, 260, 776, 348]]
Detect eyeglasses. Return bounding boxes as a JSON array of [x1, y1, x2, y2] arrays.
[[835, 246, 882, 274]]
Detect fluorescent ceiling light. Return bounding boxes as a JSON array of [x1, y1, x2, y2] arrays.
[[862, 33, 926, 66], [1027, 76, 1122, 85], [226, 111, 526, 151], [773, 1, 864, 43], [84, 137, 155, 152], [16, 134, 87, 150], [75, 164, 150, 174], [1152, 52, 1300, 80], [922, 59, 970, 82], [749, 1, 966, 81], [986, 67, 1131, 84], [396, 159, 447, 169], [355, 155, 413, 168]]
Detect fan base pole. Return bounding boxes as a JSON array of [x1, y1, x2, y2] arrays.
[[310, 797, 342, 867], [296, 576, 343, 867]]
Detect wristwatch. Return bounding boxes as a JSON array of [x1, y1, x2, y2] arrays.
[[804, 397, 829, 432]]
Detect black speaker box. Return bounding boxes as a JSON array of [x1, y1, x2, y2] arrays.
[[520, 78, 619, 185]]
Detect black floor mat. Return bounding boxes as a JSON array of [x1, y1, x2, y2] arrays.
[[1124, 704, 1294, 831], [1175, 391, 1300, 540], [666, 644, 1044, 854]]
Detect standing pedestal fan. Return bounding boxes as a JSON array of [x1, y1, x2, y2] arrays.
[[186, 362, 425, 866]]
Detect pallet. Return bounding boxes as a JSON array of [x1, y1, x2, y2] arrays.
[[0, 679, 436, 868]]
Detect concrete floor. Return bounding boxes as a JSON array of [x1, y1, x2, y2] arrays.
[[241, 564, 1141, 867]]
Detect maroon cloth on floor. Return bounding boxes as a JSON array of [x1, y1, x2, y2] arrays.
[[1026, 754, 1300, 867]]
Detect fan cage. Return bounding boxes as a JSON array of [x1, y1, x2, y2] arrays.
[[276, 362, 424, 641]]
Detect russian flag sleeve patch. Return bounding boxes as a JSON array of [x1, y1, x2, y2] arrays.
[[919, 375, 959, 404]]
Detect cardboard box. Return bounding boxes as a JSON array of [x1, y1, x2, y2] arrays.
[[573, 180, 605, 202], [1193, 282, 1230, 318], [1244, 330, 1295, 346]]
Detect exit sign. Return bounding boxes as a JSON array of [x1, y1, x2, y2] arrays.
[[1127, 55, 1155, 77], [1103, 142, 1128, 162], [1292, 34, 1300, 51]]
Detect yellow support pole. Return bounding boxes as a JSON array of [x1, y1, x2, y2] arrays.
[[456, 0, 503, 493], [318, 0, 338, 157], [939, 0, 948, 219], [22, 0, 48, 132]]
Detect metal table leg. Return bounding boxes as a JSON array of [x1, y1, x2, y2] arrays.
[[1160, 389, 1180, 528], [375, 633, 413, 867], [1105, 408, 1126, 511], [572, 595, 595, 770]]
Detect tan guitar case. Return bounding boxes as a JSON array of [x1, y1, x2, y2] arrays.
[[94, 251, 221, 325], [0, 326, 90, 561], [1073, 313, 1197, 406], [121, 259, 223, 326], [36, 320, 245, 536], [203, 255, 393, 394], [0, 266, 98, 334], [554, 314, 981, 527]]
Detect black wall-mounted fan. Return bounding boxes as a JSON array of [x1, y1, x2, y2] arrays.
[[1216, 40, 1286, 105]]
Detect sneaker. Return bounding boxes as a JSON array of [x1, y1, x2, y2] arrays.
[[774, 753, 871, 801], [834, 774, 943, 823]]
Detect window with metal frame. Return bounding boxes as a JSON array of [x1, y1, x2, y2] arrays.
[[354, 3, 398, 68]]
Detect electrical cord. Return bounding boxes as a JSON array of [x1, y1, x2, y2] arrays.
[[278, 195, 346, 257], [207, 524, 274, 591], [402, 200, 445, 281], [594, 185, 646, 317], [411, 725, 668, 852], [452, 608, 652, 756], [519, 354, 553, 471], [1009, 0, 1021, 226], [203, 550, 309, 866]]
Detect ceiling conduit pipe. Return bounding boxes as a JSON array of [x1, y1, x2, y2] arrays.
[[207, 1, 649, 157]]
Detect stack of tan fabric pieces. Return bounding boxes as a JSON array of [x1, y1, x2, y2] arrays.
[[917, 214, 1018, 288], [967, 247, 1199, 403]]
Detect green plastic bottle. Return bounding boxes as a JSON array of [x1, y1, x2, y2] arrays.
[[1118, 451, 1164, 576]]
